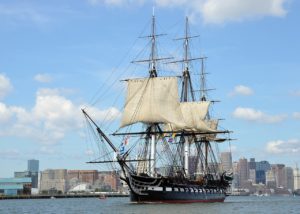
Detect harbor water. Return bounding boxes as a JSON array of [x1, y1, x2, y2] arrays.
[[0, 196, 299, 214]]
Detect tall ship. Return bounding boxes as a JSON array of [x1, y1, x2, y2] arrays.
[[82, 14, 233, 203]]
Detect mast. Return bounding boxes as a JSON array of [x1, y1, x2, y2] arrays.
[[182, 17, 191, 177], [150, 9, 157, 78], [200, 58, 208, 173], [200, 58, 207, 101], [149, 10, 157, 176]]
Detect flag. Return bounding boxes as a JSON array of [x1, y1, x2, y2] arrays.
[[119, 143, 125, 155], [168, 133, 176, 143], [124, 136, 130, 145], [119, 136, 129, 155]]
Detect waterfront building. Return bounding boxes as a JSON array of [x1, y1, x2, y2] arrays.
[[220, 152, 232, 172], [232, 161, 239, 188], [97, 171, 120, 191], [271, 164, 285, 188], [255, 160, 271, 184], [188, 155, 198, 176], [248, 158, 256, 170], [14, 171, 39, 189], [0, 178, 32, 196], [237, 157, 248, 188], [40, 169, 68, 194], [256, 161, 271, 172], [294, 165, 300, 190], [67, 170, 98, 187], [266, 170, 276, 188], [249, 169, 256, 184], [13, 159, 40, 188], [256, 170, 266, 184], [284, 167, 294, 190]]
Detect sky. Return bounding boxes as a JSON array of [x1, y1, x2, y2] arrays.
[[0, 0, 300, 177]]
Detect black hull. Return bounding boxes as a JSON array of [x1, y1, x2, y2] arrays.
[[122, 167, 231, 203], [130, 189, 226, 203]]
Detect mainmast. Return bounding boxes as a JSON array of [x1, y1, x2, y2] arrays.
[[181, 17, 194, 102], [149, 11, 157, 176], [182, 17, 191, 177], [150, 12, 157, 78]]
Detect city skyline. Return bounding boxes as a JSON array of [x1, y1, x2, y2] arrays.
[[1, 0, 300, 177]]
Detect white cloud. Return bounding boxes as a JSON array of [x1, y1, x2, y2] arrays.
[[201, 0, 287, 24], [266, 139, 300, 154], [34, 73, 53, 83], [155, 0, 188, 7], [87, 0, 144, 7], [229, 85, 253, 96], [290, 90, 300, 97], [0, 102, 13, 123], [39, 146, 56, 155], [156, 0, 288, 24], [293, 112, 300, 120], [0, 3, 49, 24], [0, 73, 13, 99], [0, 88, 121, 145], [232, 107, 287, 123], [0, 149, 21, 159]]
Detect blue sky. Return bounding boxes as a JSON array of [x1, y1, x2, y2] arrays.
[[0, 0, 299, 177]]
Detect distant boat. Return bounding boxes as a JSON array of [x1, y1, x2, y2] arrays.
[[99, 195, 106, 200], [50, 196, 56, 199]]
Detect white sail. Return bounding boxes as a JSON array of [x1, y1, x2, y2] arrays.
[[120, 77, 186, 128], [166, 101, 214, 132], [180, 101, 210, 123]]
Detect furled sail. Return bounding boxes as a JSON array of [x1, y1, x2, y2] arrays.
[[120, 77, 186, 128], [205, 119, 219, 140]]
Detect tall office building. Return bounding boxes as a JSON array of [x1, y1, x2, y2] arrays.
[[220, 152, 232, 172], [237, 157, 248, 188], [256, 160, 270, 184], [249, 169, 256, 184], [294, 166, 300, 190], [266, 170, 276, 188], [28, 159, 39, 172], [248, 158, 256, 170], [284, 167, 294, 190], [28, 159, 39, 188], [232, 161, 239, 188], [271, 164, 285, 188], [256, 160, 271, 171], [188, 156, 198, 176]]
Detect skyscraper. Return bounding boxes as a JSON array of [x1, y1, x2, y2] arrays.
[[284, 167, 294, 190], [28, 159, 39, 188], [237, 157, 248, 188], [220, 152, 232, 172], [294, 166, 300, 190], [248, 158, 256, 170], [28, 159, 39, 172], [271, 164, 285, 188], [256, 160, 270, 184]]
